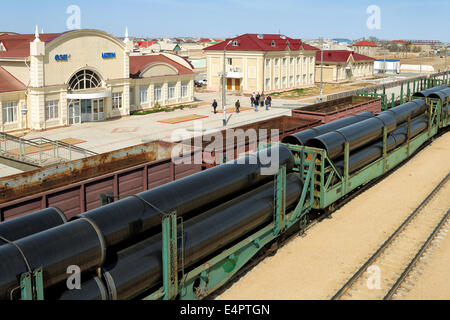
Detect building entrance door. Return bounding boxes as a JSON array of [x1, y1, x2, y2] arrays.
[[68, 100, 81, 125], [235, 79, 241, 91], [81, 100, 92, 122], [227, 78, 232, 90], [92, 99, 105, 121]]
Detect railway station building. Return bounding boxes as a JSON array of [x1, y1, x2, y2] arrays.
[[203, 34, 319, 94], [315, 50, 375, 83], [0, 28, 195, 133]]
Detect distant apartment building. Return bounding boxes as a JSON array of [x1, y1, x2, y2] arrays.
[[315, 50, 375, 83], [351, 40, 378, 57], [204, 34, 318, 93]]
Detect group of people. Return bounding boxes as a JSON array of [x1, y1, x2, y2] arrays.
[[250, 92, 272, 112], [211, 92, 272, 115]]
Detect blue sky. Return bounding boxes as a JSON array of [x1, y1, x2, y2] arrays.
[[1, 0, 449, 41]]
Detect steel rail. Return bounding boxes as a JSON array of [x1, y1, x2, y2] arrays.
[[331, 172, 450, 300], [384, 208, 450, 300]]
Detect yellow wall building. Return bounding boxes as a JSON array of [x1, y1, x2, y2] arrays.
[[0, 28, 195, 133], [204, 34, 318, 93], [315, 50, 375, 83]]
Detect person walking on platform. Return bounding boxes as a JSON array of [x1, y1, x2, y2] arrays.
[[265, 95, 272, 110], [212, 99, 218, 114], [235, 100, 240, 114]]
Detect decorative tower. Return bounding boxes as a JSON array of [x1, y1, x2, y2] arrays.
[[29, 25, 46, 130], [123, 27, 133, 115]]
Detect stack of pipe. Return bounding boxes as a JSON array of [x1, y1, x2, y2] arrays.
[[281, 111, 374, 145], [412, 85, 448, 99], [0, 145, 300, 300], [283, 99, 429, 177]]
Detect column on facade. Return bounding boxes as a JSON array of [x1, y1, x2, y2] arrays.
[[176, 81, 181, 103], [149, 83, 155, 108], [189, 79, 194, 101], [60, 90, 68, 126], [0, 100, 3, 132], [162, 82, 168, 106]]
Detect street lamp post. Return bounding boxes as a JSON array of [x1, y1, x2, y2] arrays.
[[320, 47, 324, 101], [222, 40, 232, 126], [420, 54, 423, 75]]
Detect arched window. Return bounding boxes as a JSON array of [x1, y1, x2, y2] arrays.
[[68, 69, 102, 91]]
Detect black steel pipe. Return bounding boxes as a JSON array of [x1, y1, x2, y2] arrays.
[[305, 111, 397, 159], [412, 85, 448, 98], [103, 174, 303, 300], [281, 112, 374, 145], [334, 116, 428, 175], [0, 207, 66, 246], [428, 87, 450, 100], [383, 100, 427, 125], [0, 218, 105, 300], [76, 145, 295, 249]]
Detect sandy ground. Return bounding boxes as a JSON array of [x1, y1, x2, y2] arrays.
[[216, 132, 450, 300]]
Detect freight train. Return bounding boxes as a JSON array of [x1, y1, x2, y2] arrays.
[[0, 85, 448, 300]]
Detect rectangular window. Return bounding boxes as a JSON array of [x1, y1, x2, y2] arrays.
[[289, 76, 293, 86], [45, 100, 59, 120], [310, 56, 314, 64], [265, 78, 270, 90], [265, 59, 270, 67], [3, 101, 18, 123], [282, 58, 286, 66], [140, 87, 148, 103], [303, 74, 306, 82], [274, 77, 279, 88], [310, 73, 313, 82], [297, 57, 300, 64], [303, 57, 306, 64], [154, 85, 162, 102], [168, 83, 176, 99], [227, 58, 232, 65], [282, 76, 286, 87], [112, 92, 123, 109], [274, 58, 279, 66], [290, 58, 293, 65], [296, 75, 300, 84], [181, 82, 188, 98]]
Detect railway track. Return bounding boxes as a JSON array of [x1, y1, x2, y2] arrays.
[[332, 172, 450, 300]]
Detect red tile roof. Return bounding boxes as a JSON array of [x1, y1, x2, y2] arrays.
[[129, 54, 194, 78], [352, 40, 377, 47], [199, 38, 212, 43], [0, 66, 26, 93], [136, 40, 157, 48], [0, 33, 61, 58], [316, 50, 375, 63], [203, 34, 319, 52]]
